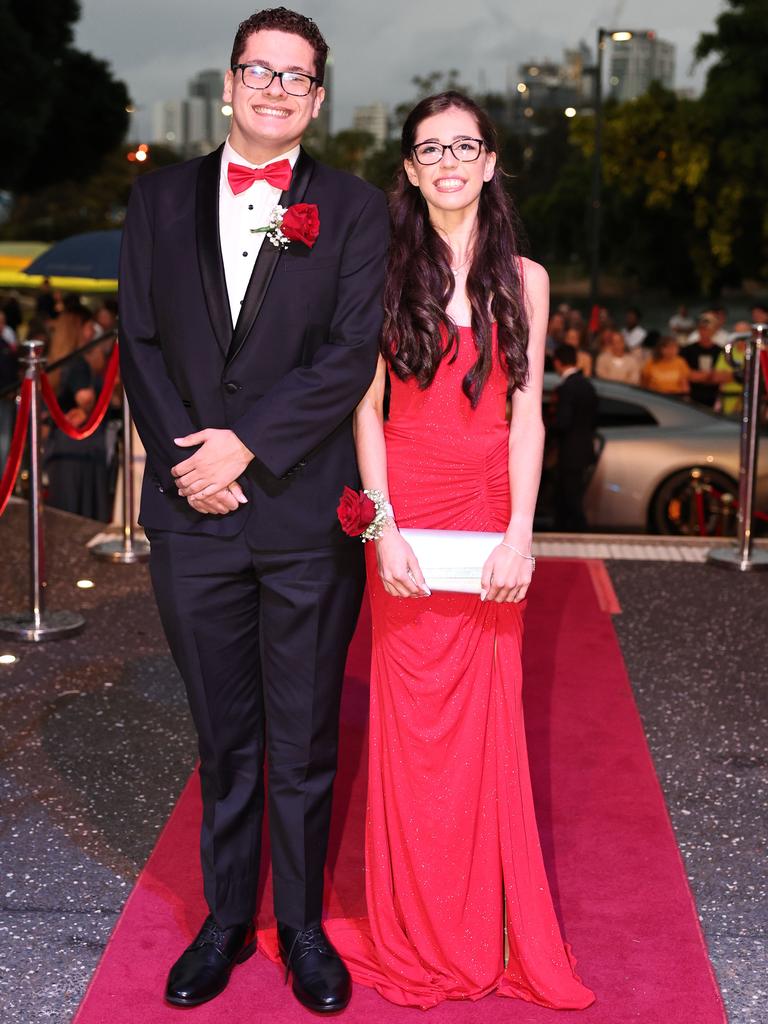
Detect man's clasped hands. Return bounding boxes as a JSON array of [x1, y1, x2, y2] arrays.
[[171, 427, 254, 515]]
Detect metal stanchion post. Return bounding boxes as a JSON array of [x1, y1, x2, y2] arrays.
[[709, 323, 768, 572], [91, 389, 150, 563], [0, 341, 86, 640]]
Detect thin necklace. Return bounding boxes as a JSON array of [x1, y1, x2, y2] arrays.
[[451, 253, 473, 274]]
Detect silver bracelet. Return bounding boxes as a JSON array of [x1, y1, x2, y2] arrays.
[[361, 490, 396, 542], [500, 542, 536, 570]]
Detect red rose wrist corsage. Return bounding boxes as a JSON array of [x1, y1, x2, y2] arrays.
[[337, 487, 395, 542]]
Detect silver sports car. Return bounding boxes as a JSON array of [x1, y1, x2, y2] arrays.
[[539, 374, 768, 535]]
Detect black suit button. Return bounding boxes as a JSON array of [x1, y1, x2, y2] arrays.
[[224, 381, 239, 394]]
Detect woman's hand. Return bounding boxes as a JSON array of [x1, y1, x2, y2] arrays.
[[375, 529, 431, 598], [480, 544, 534, 603]]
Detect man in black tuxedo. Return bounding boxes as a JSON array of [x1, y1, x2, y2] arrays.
[[552, 343, 598, 532], [119, 8, 388, 1013]]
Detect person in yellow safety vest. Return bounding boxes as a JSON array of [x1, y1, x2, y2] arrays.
[[712, 320, 751, 417]]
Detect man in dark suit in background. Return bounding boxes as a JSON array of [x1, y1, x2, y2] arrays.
[[552, 343, 598, 532], [119, 7, 388, 1013]]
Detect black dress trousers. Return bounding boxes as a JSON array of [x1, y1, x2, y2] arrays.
[[147, 526, 365, 930]]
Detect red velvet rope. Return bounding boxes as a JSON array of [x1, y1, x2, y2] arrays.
[[40, 342, 120, 440], [0, 377, 32, 517], [760, 347, 768, 391]]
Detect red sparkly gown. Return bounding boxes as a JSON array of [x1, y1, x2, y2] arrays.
[[339, 325, 595, 1009]]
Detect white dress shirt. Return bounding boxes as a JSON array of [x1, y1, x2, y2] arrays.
[[622, 325, 647, 350], [218, 136, 300, 329], [0, 325, 16, 349]]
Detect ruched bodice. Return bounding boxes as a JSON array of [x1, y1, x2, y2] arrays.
[[385, 325, 510, 532]]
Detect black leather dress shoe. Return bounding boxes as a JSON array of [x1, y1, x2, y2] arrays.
[[165, 914, 256, 1007], [277, 922, 351, 1013]]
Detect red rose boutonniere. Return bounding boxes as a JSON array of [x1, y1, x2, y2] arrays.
[[281, 203, 320, 247], [252, 203, 320, 250]]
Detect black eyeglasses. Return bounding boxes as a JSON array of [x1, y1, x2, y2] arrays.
[[231, 63, 322, 97], [411, 138, 485, 165]]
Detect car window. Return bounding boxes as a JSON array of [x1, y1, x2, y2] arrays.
[[596, 396, 657, 428]]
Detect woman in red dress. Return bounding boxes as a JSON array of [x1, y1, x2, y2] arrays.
[[348, 92, 595, 1010]]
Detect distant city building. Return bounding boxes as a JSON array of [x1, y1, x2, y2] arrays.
[[151, 68, 232, 155], [503, 30, 675, 132], [352, 102, 389, 150], [507, 43, 593, 130], [608, 32, 675, 102], [561, 42, 594, 102], [186, 97, 207, 150], [188, 69, 230, 148], [189, 69, 223, 103], [151, 100, 187, 150], [126, 107, 143, 143]]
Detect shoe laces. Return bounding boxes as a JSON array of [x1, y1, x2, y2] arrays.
[[193, 916, 231, 956], [283, 925, 333, 983]]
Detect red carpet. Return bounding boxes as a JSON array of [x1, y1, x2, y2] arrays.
[[73, 560, 725, 1023]]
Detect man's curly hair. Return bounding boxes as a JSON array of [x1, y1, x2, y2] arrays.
[[230, 7, 329, 82]]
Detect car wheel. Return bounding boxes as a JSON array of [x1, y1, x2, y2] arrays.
[[651, 467, 738, 537]]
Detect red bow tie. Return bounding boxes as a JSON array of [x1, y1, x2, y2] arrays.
[[227, 159, 292, 195]]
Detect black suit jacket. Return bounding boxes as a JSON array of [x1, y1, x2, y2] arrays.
[[554, 370, 599, 470], [119, 146, 388, 548]]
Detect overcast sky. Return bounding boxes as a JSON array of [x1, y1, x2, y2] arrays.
[[76, 0, 725, 134]]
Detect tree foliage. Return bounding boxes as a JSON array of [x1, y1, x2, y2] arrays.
[[569, 85, 714, 290], [0, 145, 179, 241], [344, 3, 767, 294], [693, 0, 768, 288], [0, 0, 130, 192], [320, 130, 377, 177], [564, 0, 768, 292], [2, 1, 764, 293]]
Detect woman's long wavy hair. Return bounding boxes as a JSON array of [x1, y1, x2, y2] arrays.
[[383, 91, 529, 407]]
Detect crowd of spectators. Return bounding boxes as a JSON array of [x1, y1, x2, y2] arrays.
[[545, 299, 768, 417], [0, 283, 119, 521], [543, 299, 767, 531], [1, 283, 767, 533]]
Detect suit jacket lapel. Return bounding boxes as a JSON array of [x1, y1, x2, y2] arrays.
[[226, 147, 316, 365], [195, 145, 230, 358]]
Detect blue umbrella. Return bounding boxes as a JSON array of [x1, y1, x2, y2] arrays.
[[23, 230, 121, 281]]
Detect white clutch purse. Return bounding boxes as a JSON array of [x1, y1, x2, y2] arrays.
[[399, 528, 505, 593]]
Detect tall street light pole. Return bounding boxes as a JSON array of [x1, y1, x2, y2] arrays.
[[589, 29, 632, 313], [589, 28, 606, 313]]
